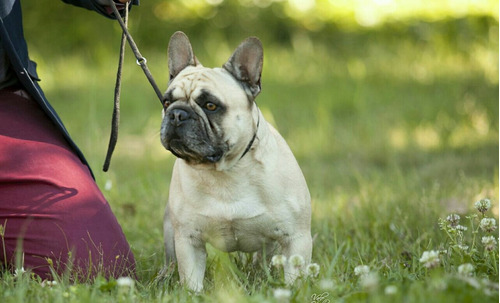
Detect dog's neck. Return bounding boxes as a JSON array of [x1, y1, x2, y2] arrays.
[[239, 112, 260, 160], [212, 106, 266, 172]]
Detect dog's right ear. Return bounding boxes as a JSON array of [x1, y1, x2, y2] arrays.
[[168, 31, 200, 80]]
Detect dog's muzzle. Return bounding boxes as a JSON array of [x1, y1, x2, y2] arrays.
[[161, 106, 225, 164]]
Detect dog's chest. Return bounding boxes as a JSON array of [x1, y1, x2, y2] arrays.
[[193, 197, 287, 253], [176, 164, 293, 252]]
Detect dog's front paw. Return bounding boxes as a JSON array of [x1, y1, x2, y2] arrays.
[[284, 254, 307, 285], [183, 277, 204, 293]]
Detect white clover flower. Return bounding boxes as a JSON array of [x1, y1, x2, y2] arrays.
[[104, 179, 113, 191], [481, 236, 497, 251], [457, 263, 474, 276], [384, 285, 398, 295], [457, 244, 469, 251], [14, 267, 26, 277], [289, 254, 305, 269], [446, 214, 461, 227], [273, 288, 291, 303], [359, 272, 379, 291], [271, 255, 287, 268], [479, 218, 496, 233], [354, 265, 370, 277], [475, 199, 491, 214], [419, 250, 440, 269], [305, 263, 320, 278], [41, 280, 58, 287], [453, 225, 468, 232], [116, 276, 135, 288]]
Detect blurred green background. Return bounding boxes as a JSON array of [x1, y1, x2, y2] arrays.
[[20, 0, 499, 283]]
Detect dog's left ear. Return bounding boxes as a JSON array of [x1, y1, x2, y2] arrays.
[[223, 37, 263, 98], [168, 31, 201, 81]]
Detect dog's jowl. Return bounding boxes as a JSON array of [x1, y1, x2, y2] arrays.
[[161, 31, 312, 292]]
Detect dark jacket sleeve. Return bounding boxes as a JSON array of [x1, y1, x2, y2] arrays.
[[61, 0, 139, 19]]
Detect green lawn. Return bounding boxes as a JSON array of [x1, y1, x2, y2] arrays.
[[1, 5, 498, 302]]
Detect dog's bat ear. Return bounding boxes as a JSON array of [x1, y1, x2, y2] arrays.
[[168, 31, 201, 80], [223, 37, 263, 99]]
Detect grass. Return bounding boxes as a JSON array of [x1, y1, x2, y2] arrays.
[[1, 10, 498, 303]]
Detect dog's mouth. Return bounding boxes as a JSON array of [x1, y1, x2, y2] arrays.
[[204, 152, 222, 163], [160, 113, 228, 165], [167, 138, 224, 164]]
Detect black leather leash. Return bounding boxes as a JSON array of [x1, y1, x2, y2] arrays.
[[103, 0, 164, 172]]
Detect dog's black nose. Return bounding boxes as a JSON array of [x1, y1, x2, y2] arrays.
[[169, 108, 190, 126]]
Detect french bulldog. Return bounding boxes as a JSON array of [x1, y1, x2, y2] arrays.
[[161, 31, 312, 292]]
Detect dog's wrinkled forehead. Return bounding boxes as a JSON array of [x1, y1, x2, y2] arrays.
[[168, 68, 209, 100], [166, 66, 237, 103]]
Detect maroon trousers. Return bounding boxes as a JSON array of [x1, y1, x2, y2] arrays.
[[0, 89, 135, 280]]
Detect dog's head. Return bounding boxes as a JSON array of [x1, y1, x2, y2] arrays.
[[160, 31, 263, 170]]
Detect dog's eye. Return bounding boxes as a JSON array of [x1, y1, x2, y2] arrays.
[[204, 102, 217, 111], [163, 100, 171, 109]]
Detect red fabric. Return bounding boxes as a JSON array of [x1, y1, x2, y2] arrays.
[[0, 89, 135, 280]]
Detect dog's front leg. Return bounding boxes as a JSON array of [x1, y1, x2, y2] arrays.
[[175, 234, 206, 292], [281, 233, 312, 284], [164, 207, 176, 264]]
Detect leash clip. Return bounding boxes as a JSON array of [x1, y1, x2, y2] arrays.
[[136, 57, 147, 65]]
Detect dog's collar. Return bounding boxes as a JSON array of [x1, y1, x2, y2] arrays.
[[240, 113, 260, 160]]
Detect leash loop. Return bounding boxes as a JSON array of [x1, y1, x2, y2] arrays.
[[103, 0, 129, 172], [103, 0, 164, 172], [108, 0, 164, 103]]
